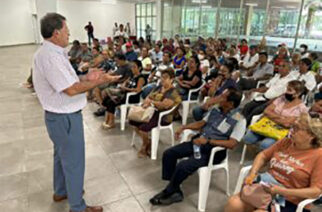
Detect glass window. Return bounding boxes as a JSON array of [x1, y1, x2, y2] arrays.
[[147, 3, 152, 16], [297, 0, 322, 51], [135, 2, 157, 40], [141, 4, 146, 16], [136, 4, 141, 17]]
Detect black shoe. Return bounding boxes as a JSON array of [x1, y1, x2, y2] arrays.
[[150, 190, 183, 206], [94, 108, 106, 116], [149, 190, 168, 205]]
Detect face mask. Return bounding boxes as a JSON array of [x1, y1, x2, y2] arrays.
[[285, 93, 295, 101], [300, 47, 305, 53], [198, 54, 205, 60]]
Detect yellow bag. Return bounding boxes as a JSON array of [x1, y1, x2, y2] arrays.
[[249, 117, 289, 140]]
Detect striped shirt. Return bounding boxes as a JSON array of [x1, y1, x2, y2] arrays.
[[33, 40, 87, 113]]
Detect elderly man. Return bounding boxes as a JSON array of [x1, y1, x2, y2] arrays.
[[33, 13, 119, 212]]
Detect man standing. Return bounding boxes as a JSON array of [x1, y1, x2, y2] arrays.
[[33, 13, 119, 212], [84, 21, 94, 46]]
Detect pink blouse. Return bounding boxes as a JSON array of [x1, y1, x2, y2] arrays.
[[273, 96, 308, 117]]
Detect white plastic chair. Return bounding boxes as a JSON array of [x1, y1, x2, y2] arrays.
[[182, 80, 206, 125], [234, 166, 321, 212], [131, 105, 177, 160], [240, 114, 262, 165], [180, 129, 230, 212], [119, 92, 141, 131]]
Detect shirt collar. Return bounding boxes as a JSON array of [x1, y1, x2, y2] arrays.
[[43, 40, 66, 55]]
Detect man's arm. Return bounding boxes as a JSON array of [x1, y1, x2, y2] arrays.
[[64, 74, 120, 96], [175, 121, 206, 140], [208, 138, 238, 150]]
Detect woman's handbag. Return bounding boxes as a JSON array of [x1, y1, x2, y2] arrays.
[[128, 105, 155, 123], [240, 183, 273, 210], [249, 117, 289, 140]]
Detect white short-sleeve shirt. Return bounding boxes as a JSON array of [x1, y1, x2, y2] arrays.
[[33, 40, 87, 113]]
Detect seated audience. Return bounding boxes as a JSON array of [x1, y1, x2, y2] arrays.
[[150, 43, 163, 64], [142, 51, 173, 98], [297, 58, 316, 92], [80, 42, 92, 62], [242, 60, 298, 125], [238, 39, 249, 59], [176, 55, 202, 100], [309, 52, 320, 73], [130, 69, 182, 158], [99, 50, 115, 72], [149, 88, 246, 206], [272, 46, 290, 74], [194, 58, 238, 121], [93, 53, 132, 116], [125, 42, 138, 62], [198, 49, 211, 76], [310, 99, 322, 118], [300, 43, 310, 58], [173, 46, 186, 76], [68, 40, 82, 70], [237, 52, 274, 91], [239, 45, 259, 71], [225, 113, 322, 212], [139, 47, 153, 76], [244, 80, 308, 149], [291, 52, 301, 71], [101, 60, 146, 129]]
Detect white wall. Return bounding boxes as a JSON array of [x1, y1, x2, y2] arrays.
[[0, 0, 135, 46], [0, 0, 34, 46], [58, 0, 135, 43]]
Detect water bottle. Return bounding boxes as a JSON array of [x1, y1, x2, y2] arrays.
[[193, 144, 201, 159]]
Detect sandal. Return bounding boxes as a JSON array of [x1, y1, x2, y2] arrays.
[[101, 122, 115, 130]]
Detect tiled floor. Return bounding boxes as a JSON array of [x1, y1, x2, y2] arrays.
[[0, 45, 320, 212]]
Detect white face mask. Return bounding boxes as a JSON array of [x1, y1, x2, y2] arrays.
[[300, 47, 305, 53], [198, 54, 205, 60]]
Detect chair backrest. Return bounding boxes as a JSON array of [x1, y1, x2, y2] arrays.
[[157, 104, 178, 127], [187, 79, 206, 101], [233, 166, 252, 195]]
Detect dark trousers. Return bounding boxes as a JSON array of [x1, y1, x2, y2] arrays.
[[242, 100, 269, 125], [88, 33, 94, 46], [162, 140, 226, 194], [237, 78, 258, 91]]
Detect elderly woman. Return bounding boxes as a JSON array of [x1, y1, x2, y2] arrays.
[[101, 60, 146, 129], [176, 55, 203, 101], [243, 80, 308, 149], [130, 69, 182, 158], [225, 113, 322, 212]]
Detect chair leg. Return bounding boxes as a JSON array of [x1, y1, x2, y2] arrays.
[[120, 105, 127, 131], [169, 125, 175, 146], [182, 101, 189, 125], [151, 127, 160, 160], [198, 168, 211, 212], [240, 144, 247, 165], [131, 130, 136, 147], [225, 165, 230, 196]]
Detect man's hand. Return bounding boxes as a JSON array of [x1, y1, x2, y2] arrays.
[[100, 74, 121, 83], [87, 70, 104, 81], [193, 137, 207, 145], [175, 127, 184, 140]]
